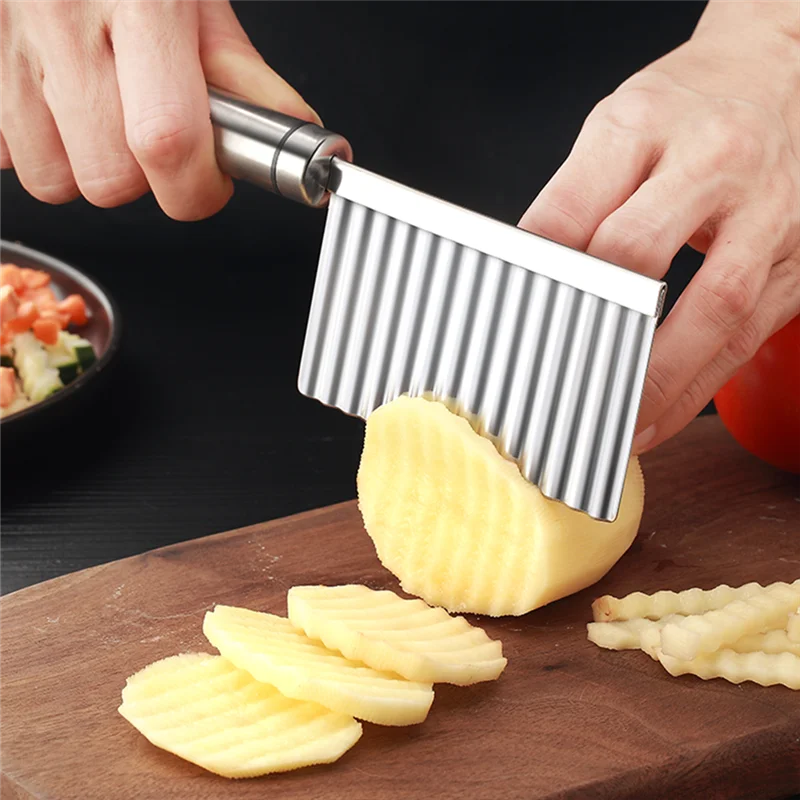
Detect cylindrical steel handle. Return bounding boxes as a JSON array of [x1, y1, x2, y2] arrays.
[[208, 87, 353, 207]]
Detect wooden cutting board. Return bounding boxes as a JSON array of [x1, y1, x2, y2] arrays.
[[2, 416, 799, 800]]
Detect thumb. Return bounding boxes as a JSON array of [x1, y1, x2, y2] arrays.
[[198, 1, 322, 126]]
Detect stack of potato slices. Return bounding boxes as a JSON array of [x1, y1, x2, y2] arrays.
[[587, 580, 800, 689], [119, 585, 506, 779]]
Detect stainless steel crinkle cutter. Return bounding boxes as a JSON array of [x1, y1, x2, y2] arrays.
[[209, 88, 666, 522]]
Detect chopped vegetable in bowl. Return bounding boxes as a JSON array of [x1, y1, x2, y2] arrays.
[[0, 263, 96, 418]]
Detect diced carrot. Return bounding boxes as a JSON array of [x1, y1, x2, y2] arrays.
[[0, 367, 16, 408], [39, 307, 71, 328], [4, 301, 39, 334], [0, 285, 20, 323], [19, 267, 51, 289], [22, 285, 58, 309], [58, 294, 88, 326], [0, 264, 24, 292], [32, 317, 60, 346]]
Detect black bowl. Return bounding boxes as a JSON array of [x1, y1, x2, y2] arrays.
[[0, 240, 122, 442]]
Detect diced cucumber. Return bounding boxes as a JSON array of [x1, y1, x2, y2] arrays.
[[45, 332, 81, 385], [0, 354, 13, 368], [56, 362, 80, 384], [62, 332, 96, 371], [12, 332, 64, 402]]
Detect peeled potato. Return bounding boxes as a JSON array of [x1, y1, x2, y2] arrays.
[[203, 605, 434, 726], [288, 584, 506, 685], [357, 396, 645, 616], [118, 653, 362, 778]]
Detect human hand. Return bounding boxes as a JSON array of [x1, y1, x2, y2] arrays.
[[519, 0, 800, 454], [1, 0, 319, 220]]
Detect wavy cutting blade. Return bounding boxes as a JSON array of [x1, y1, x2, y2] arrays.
[[298, 161, 665, 521]]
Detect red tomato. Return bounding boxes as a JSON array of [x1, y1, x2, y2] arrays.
[[19, 267, 51, 290], [32, 318, 61, 346], [57, 294, 88, 326], [0, 264, 24, 292], [3, 301, 39, 334], [714, 314, 800, 474]]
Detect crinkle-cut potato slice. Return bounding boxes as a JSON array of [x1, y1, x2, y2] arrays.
[[656, 648, 800, 690], [203, 606, 434, 726], [591, 582, 769, 622], [660, 581, 800, 661], [118, 653, 362, 778], [287, 584, 506, 685], [357, 396, 644, 616]]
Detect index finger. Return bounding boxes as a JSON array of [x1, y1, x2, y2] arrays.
[[636, 216, 773, 434], [111, 1, 232, 221], [518, 98, 662, 250]]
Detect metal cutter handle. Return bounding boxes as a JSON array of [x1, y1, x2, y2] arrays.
[[208, 87, 353, 208]]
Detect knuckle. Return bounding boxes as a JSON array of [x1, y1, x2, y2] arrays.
[[79, 167, 147, 208], [592, 214, 665, 270], [701, 105, 766, 171], [680, 377, 711, 415], [25, 176, 80, 205], [642, 354, 673, 413], [127, 103, 200, 170], [528, 185, 595, 246], [594, 85, 662, 134], [723, 317, 764, 365], [161, 185, 232, 223], [18, 159, 79, 203], [697, 267, 759, 331]]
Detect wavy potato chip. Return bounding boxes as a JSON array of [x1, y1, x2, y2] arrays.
[[203, 605, 434, 726], [119, 653, 362, 778], [288, 584, 506, 685]]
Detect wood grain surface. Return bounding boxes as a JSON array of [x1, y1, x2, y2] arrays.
[[2, 416, 799, 800]]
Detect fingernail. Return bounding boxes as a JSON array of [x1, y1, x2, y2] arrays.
[[632, 424, 657, 455]]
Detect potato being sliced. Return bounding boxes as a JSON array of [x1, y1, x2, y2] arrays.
[[288, 584, 506, 685], [118, 653, 362, 778], [203, 606, 434, 726], [357, 396, 645, 616]]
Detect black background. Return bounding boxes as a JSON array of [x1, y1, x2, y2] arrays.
[[1, 1, 709, 594]]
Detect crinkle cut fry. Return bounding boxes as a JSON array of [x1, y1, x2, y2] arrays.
[[660, 582, 800, 661], [787, 608, 800, 643], [657, 648, 800, 690], [591, 582, 772, 622], [586, 616, 680, 651]]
